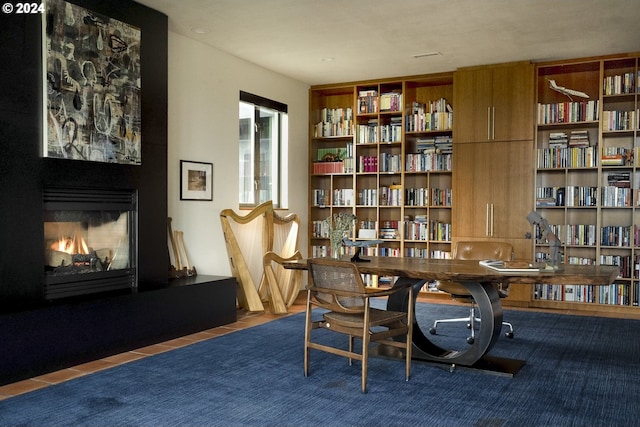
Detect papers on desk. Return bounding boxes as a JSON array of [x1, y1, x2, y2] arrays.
[[479, 259, 540, 273]]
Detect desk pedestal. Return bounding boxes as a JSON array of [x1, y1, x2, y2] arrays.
[[386, 277, 525, 376]]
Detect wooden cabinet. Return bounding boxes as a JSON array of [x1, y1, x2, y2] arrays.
[[454, 62, 535, 143], [452, 61, 535, 255]]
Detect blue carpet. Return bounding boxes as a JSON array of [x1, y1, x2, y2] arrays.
[[1, 303, 640, 427]]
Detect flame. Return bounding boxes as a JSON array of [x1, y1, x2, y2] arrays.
[[51, 235, 89, 255]]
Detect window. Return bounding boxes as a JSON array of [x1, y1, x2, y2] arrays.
[[239, 91, 288, 208]]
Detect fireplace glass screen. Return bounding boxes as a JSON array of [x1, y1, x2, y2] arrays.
[[43, 189, 136, 299]]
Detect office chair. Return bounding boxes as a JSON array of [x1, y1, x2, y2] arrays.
[[429, 241, 515, 344], [305, 258, 414, 393]]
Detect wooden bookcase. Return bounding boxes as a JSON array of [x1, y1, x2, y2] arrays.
[[309, 53, 640, 317], [533, 53, 640, 313], [309, 74, 454, 284]]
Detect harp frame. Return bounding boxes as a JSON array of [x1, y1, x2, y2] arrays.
[[220, 201, 302, 313]]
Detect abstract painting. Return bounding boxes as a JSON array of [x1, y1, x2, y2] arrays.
[[44, 0, 141, 164]]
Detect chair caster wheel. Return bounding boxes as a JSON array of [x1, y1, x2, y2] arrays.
[[429, 327, 437, 335], [466, 323, 472, 329], [505, 331, 514, 339], [466, 337, 474, 345]]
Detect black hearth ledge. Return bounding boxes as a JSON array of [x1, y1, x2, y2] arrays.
[[0, 275, 237, 386]]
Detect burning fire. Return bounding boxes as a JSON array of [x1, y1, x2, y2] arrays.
[[51, 235, 89, 255]]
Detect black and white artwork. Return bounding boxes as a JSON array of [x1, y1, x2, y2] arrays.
[[44, 0, 142, 164]]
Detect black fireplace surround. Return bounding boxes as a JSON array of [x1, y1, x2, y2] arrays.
[[0, 0, 236, 386], [1, 0, 168, 311]]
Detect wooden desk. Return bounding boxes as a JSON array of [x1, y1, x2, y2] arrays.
[[284, 256, 619, 375]]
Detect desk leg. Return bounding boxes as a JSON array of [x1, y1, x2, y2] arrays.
[[387, 277, 525, 376]]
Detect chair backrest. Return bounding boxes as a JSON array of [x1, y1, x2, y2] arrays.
[[307, 259, 366, 313], [453, 241, 514, 261]]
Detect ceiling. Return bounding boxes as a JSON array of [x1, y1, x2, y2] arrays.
[[135, 0, 640, 86]]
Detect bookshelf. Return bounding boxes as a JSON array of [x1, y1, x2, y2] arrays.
[[309, 74, 454, 286], [533, 54, 640, 312]]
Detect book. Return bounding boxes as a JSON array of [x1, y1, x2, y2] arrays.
[[479, 259, 541, 273]]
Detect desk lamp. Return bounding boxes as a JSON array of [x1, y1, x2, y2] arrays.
[[527, 211, 562, 269], [341, 238, 384, 262]]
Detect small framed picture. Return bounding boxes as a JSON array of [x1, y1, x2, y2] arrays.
[[180, 160, 213, 201]]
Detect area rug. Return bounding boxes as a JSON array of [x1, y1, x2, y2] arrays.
[[1, 303, 639, 427]]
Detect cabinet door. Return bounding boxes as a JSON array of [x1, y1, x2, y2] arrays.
[[492, 64, 534, 142], [453, 140, 533, 240], [454, 63, 534, 143], [452, 142, 492, 237], [489, 140, 534, 239], [453, 68, 493, 143]]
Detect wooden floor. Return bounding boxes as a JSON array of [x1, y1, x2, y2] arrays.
[[2, 293, 639, 401]]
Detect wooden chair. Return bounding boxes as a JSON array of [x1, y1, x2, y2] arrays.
[[220, 201, 302, 314], [305, 258, 414, 393], [429, 240, 515, 344]]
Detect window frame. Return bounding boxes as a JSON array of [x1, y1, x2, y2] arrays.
[[239, 91, 288, 209]]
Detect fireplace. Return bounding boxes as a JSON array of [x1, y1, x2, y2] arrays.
[[43, 188, 137, 300]]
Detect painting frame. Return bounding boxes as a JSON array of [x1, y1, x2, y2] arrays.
[[180, 160, 213, 201], [43, 0, 142, 165]]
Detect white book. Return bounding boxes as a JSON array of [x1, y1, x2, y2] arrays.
[[479, 259, 540, 273]]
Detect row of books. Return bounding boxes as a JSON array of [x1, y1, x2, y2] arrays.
[[601, 226, 633, 247], [603, 72, 638, 95], [312, 161, 345, 174], [314, 107, 353, 137], [535, 186, 597, 207], [403, 217, 430, 241], [313, 186, 452, 207], [357, 155, 378, 173], [404, 187, 452, 207], [403, 248, 451, 259], [379, 153, 403, 173], [405, 153, 452, 172], [415, 135, 453, 152], [380, 118, 402, 142], [379, 92, 402, 112], [534, 283, 632, 305], [535, 224, 640, 248], [536, 146, 597, 168], [602, 109, 639, 131], [379, 185, 403, 206], [358, 188, 378, 206], [537, 100, 599, 124], [357, 120, 378, 143], [318, 107, 353, 124], [405, 112, 453, 132]]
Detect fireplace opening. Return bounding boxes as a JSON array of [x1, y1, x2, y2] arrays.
[[43, 188, 137, 300]]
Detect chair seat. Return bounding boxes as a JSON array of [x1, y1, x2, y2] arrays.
[[324, 308, 407, 328]]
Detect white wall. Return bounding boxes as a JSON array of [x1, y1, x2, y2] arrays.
[[167, 32, 309, 276]]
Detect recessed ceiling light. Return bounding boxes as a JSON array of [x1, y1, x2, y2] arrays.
[[321, 57, 335, 62], [412, 52, 442, 59], [191, 28, 210, 35]]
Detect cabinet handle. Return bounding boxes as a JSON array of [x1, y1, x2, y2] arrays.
[[490, 203, 494, 236], [487, 107, 491, 141], [485, 203, 489, 236], [491, 107, 495, 140]]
